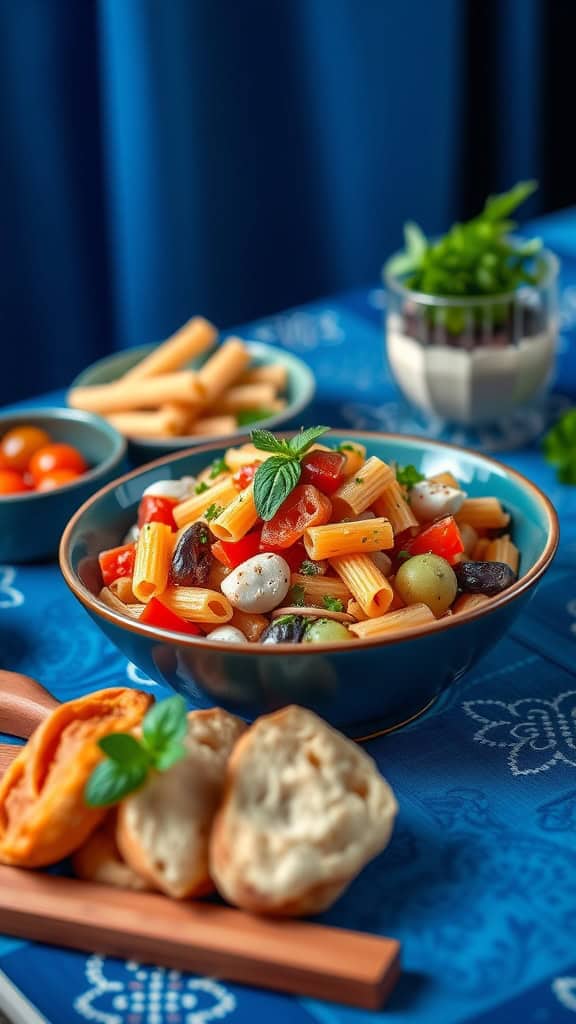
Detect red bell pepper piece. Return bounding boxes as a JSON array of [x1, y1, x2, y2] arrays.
[[211, 529, 263, 569], [300, 450, 346, 495], [233, 462, 260, 490], [139, 597, 202, 635], [98, 543, 136, 587], [259, 538, 308, 573], [137, 494, 178, 530], [406, 515, 464, 564]]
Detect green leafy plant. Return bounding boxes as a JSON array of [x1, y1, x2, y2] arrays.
[[195, 480, 209, 495], [85, 696, 188, 808], [396, 464, 425, 490], [387, 181, 543, 334], [251, 426, 330, 519], [543, 410, 576, 483], [300, 559, 321, 576], [323, 594, 345, 612], [289, 583, 306, 606], [205, 503, 224, 521], [209, 457, 229, 479], [236, 408, 275, 427]]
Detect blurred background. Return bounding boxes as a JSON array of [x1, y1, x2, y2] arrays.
[[1, 0, 573, 405]]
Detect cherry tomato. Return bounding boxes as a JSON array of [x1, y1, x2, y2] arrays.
[[0, 470, 30, 495], [36, 468, 82, 492], [300, 451, 345, 495], [260, 485, 332, 549], [0, 426, 51, 472], [30, 443, 87, 483], [98, 543, 136, 587], [233, 462, 260, 490], [137, 494, 178, 530], [405, 515, 464, 565]]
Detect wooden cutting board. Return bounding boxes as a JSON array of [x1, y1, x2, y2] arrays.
[[0, 672, 400, 1009]]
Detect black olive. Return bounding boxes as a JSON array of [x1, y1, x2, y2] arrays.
[[170, 523, 213, 586], [455, 560, 517, 596], [261, 615, 308, 644]]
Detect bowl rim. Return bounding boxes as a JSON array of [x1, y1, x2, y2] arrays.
[[59, 430, 559, 654], [0, 407, 127, 502], [68, 340, 316, 449]]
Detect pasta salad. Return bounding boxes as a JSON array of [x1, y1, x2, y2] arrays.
[[96, 428, 520, 644]]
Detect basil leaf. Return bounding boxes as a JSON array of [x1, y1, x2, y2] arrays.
[[251, 429, 288, 454], [142, 695, 188, 754], [154, 741, 187, 772], [84, 759, 148, 808], [288, 426, 330, 456], [253, 456, 301, 520], [98, 733, 150, 769]]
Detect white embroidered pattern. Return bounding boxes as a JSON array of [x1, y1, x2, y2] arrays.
[[0, 566, 24, 608], [552, 976, 576, 1012], [463, 691, 576, 776], [74, 956, 236, 1024]]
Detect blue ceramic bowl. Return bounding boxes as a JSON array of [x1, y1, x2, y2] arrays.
[[70, 341, 316, 464], [0, 409, 127, 563], [59, 432, 558, 736]]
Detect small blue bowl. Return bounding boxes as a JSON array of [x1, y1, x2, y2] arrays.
[[70, 341, 316, 464], [60, 432, 558, 736], [0, 408, 127, 563]]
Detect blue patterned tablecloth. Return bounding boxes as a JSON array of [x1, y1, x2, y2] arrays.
[[2, 214, 576, 1023]]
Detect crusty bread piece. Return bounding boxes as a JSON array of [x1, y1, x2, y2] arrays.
[[73, 813, 152, 891], [116, 708, 246, 899], [209, 705, 398, 916]]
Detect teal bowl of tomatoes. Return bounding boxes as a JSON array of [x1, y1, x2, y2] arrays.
[[0, 408, 127, 563]]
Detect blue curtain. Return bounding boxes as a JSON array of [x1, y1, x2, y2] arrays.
[[0, 0, 565, 404]]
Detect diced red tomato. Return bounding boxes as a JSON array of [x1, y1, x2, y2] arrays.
[[137, 494, 178, 530], [260, 485, 332, 549], [98, 543, 136, 587], [260, 538, 307, 572], [406, 515, 464, 565], [300, 451, 345, 495], [140, 597, 202, 635], [233, 462, 260, 490], [212, 529, 262, 569]]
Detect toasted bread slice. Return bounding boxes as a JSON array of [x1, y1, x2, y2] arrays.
[[209, 705, 398, 916], [73, 813, 152, 891], [116, 708, 246, 899], [0, 687, 152, 868]]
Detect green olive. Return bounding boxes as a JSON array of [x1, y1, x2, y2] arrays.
[[304, 618, 353, 643], [395, 553, 457, 615]]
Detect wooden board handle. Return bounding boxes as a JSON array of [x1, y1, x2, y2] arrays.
[[0, 866, 400, 1009], [0, 671, 59, 740]]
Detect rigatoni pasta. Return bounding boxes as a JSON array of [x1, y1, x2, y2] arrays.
[[329, 554, 394, 617], [304, 518, 393, 560], [373, 480, 419, 534], [331, 457, 394, 519], [209, 484, 259, 542], [132, 522, 173, 602]]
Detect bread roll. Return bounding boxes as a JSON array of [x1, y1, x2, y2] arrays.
[[210, 705, 398, 916], [116, 708, 246, 899], [0, 687, 152, 868], [73, 813, 152, 891]]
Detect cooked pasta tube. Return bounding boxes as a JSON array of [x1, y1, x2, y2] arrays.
[[458, 522, 479, 557], [329, 554, 394, 617], [429, 471, 461, 489], [386, 578, 406, 611], [98, 587, 141, 617], [189, 416, 237, 436], [161, 587, 233, 624], [109, 576, 137, 604], [338, 442, 366, 478], [159, 403, 196, 433], [289, 573, 352, 608], [123, 317, 217, 380], [472, 537, 491, 560], [304, 517, 393, 560], [213, 384, 277, 413], [224, 443, 268, 471], [485, 534, 519, 574], [196, 338, 251, 405], [106, 409, 185, 438], [132, 522, 173, 602], [209, 484, 259, 542], [372, 480, 419, 534], [173, 477, 238, 530], [331, 457, 394, 519], [453, 593, 492, 614], [349, 603, 435, 638], [230, 608, 268, 641], [239, 365, 288, 389], [456, 498, 510, 529], [347, 598, 369, 621], [69, 372, 204, 414]]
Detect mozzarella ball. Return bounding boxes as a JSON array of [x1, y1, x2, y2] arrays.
[[205, 625, 247, 643], [142, 476, 197, 501], [409, 481, 466, 523], [221, 553, 291, 614]]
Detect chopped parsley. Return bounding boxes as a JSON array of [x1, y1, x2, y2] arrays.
[[195, 480, 209, 495], [289, 583, 306, 606], [209, 457, 229, 479], [300, 559, 321, 576], [397, 549, 411, 562], [396, 464, 425, 490], [337, 443, 357, 453], [355, 477, 364, 485], [205, 503, 224, 522], [323, 594, 344, 612]]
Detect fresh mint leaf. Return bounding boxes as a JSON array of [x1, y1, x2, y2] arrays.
[[205, 503, 224, 521], [323, 595, 344, 612], [85, 759, 148, 808], [396, 464, 425, 489], [154, 742, 188, 772], [142, 695, 188, 755], [288, 426, 330, 456], [289, 583, 306, 606], [253, 457, 301, 520], [251, 429, 290, 455], [300, 559, 321, 576], [98, 733, 150, 770], [195, 481, 209, 495], [209, 457, 229, 479]]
